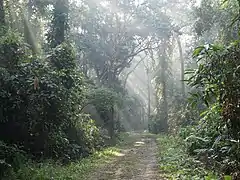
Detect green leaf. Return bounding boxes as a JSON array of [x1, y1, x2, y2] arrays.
[[224, 176, 232, 180], [211, 44, 223, 51], [193, 46, 205, 58], [185, 135, 209, 142], [205, 175, 217, 180], [220, 0, 229, 9]]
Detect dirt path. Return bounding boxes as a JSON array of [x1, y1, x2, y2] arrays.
[[87, 134, 161, 180]]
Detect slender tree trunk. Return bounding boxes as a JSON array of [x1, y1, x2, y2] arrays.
[[161, 74, 168, 132], [108, 105, 115, 142], [0, 0, 5, 26], [141, 105, 145, 129], [147, 68, 151, 123], [176, 35, 185, 97]]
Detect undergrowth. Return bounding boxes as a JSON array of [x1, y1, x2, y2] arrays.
[[6, 148, 120, 180], [4, 133, 132, 180], [156, 135, 232, 180]]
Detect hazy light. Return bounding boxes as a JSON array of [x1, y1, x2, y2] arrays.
[[100, 1, 109, 8], [195, 0, 202, 7]]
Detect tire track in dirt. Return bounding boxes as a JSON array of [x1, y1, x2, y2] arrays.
[[87, 134, 161, 180]]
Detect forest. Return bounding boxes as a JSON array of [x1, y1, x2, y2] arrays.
[[0, 0, 240, 179]]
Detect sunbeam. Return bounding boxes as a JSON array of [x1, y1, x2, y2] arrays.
[[2, 0, 236, 179]]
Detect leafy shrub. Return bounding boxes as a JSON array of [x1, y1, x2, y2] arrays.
[[180, 103, 222, 154], [157, 135, 218, 179], [184, 41, 240, 178], [0, 32, 103, 169], [148, 113, 168, 134], [85, 87, 123, 140], [0, 141, 26, 178], [0, 31, 29, 69], [148, 114, 158, 134], [49, 42, 76, 71]]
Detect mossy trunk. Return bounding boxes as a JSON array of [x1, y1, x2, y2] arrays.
[[157, 41, 169, 133]]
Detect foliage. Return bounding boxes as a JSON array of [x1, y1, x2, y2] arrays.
[[120, 95, 145, 131], [189, 42, 240, 137], [3, 132, 131, 180], [5, 147, 121, 180], [0, 31, 103, 177], [0, 141, 27, 178], [0, 0, 153, 177], [49, 42, 76, 71], [184, 39, 240, 178], [87, 88, 123, 115], [181, 103, 222, 152], [72, 0, 150, 85], [0, 31, 30, 68], [84, 87, 124, 140], [157, 135, 220, 180], [47, 0, 69, 48], [148, 114, 157, 134], [6, 0, 240, 178], [180, 1, 240, 178], [193, 0, 239, 42]]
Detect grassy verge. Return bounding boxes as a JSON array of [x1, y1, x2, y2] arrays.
[[6, 133, 134, 180], [156, 135, 221, 180]]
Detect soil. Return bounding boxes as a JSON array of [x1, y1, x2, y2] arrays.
[[87, 134, 161, 180]]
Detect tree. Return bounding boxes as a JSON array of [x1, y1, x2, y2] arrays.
[[71, 0, 150, 86], [193, 0, 239, 43], [135, 0, 172, 133], [48, 0, 69, 48], [176, 33, 185, 97], [151, 39, 171, 133], [0, 0, 5, 26]]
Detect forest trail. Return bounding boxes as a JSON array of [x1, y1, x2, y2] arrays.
[[86, 133, 161, 180]]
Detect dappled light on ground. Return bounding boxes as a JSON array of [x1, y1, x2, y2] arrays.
[[86, 133, 160, 180], [111, 151, 125, 157], [134, 141, 145, 147]]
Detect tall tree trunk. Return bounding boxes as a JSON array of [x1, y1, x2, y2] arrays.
[[176, 35, 185, 97], [158, 42, 168, 133], [0, 0, 5, 26], [49, 0, 69, 48]]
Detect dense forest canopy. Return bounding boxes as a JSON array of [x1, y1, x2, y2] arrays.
[[1, 0, 240, 179]]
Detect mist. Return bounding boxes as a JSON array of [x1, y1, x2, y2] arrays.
[[1, 0, 240, 179]]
